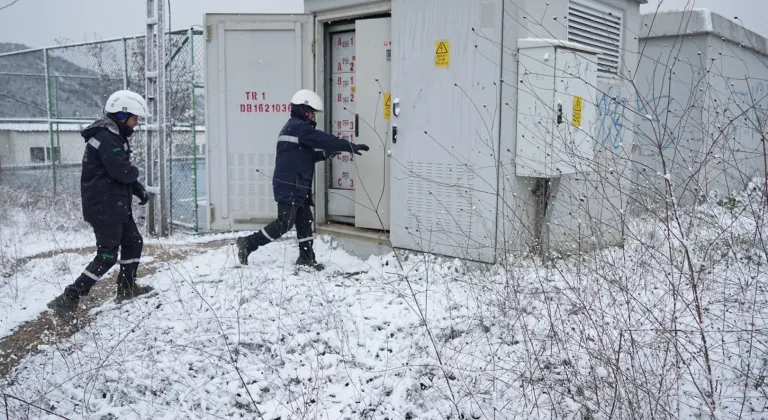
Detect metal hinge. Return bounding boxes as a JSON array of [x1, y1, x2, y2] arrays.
[[312, 40, 315, 55], [209, 205, 215, 222], [206, 24, 212, 41]]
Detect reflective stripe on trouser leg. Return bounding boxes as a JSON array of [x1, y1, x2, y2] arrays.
[[261, 229, 275, 241], [65, 223, 123, 297], [245, 228, 277, 249], [118, 217, 143, 286], [294, 202, 315, 260], [247, 202, 302, 249], [80, 255, 115, 279], [68, 252, 118, 297]]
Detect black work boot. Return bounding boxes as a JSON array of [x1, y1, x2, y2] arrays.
[[116, 281, 154, 302], [236, 236, 257, 266], [296, 246, 324, 271], [47, 291, 79, 316], [47, 288, 80, 327], [116, 271, 154, 302]]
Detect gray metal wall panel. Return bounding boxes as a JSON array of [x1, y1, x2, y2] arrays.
[[389, 0, 504, 263], [634, 27, 768, 207], [500, 0, 642, 254]]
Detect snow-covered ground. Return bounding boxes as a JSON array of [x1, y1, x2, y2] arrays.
[[1, 185, 767, 419], [0, 199, 242, 339]]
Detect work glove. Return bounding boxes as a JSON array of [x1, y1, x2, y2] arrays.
[[352, 144, 370, 155], [133, 182, 150, 205]]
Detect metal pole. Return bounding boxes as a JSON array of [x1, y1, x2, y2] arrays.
[[0, 118, 95, 124], [145, 1, 156, 235], [122, 37, 129, 89], [158, 0, 169, 236], [55, 73, 61, 176], [0, 35, 145, 58], [43, 48, 57, 196], [189, 27, 199, 232], [167, 31, 174, 233], [146, 0, 169, 236]]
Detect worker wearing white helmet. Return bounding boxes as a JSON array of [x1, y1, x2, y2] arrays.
[[236, 89, 369, 270], [48, 89, 155, 320]]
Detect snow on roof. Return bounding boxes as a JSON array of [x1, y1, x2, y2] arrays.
[[0, 123, 206, 132], [0, 123, 86, 132], [640, 9, 768, 56]]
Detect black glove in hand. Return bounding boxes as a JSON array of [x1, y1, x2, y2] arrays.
[[138, 189, 150, 206], [134, 183, 150, 205], [352, 144, 370, 155]]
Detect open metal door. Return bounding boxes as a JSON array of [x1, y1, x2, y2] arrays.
[[389, 0, 503, 263], [204, 14, 314, 232], [327, 29, 357, 224], [354, 17, 392, 231]]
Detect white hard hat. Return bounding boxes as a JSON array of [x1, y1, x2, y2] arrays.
[[290, 89, 324, 112], [104, 89, 150, 118]]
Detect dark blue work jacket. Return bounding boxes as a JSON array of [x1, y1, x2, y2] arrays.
[[272, 105, 356, 204], [79, 116, 142, 225]]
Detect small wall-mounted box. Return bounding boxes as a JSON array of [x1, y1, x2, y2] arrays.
[[515, 38, 600, 177]]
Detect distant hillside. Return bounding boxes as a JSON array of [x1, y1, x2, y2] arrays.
[[0, 41, 204, 123], [0, 43, 28, 54], [0, 42, 110, 119]]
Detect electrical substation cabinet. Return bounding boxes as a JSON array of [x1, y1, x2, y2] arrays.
[[515, 38, 600, 177]]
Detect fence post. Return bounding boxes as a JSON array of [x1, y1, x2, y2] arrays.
[[43, 48, 57, 196], [190, 27, 199, 233], [122, 37, 128, 89], [168, 32, 174, 232]]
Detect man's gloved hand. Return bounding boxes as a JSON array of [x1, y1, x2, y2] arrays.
[[352, 144, 370, 155], [134, 182, 150, 205]]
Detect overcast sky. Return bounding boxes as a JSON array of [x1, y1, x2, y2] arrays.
[[640, 0, 767, 38], [0, 0, 765, 48], [0, 0, 303, 48]]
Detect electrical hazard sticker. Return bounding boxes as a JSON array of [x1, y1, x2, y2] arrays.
[[572, 96, 583, 127], [435, 41, 450, 68], [384, 93, 392, 120]]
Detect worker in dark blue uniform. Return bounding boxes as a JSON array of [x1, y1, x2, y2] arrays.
[[48, 90, 154, 319], [236, 89, 369, 270]]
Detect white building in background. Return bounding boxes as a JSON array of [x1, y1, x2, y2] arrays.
[[203, 0, 647, 263], [0, 123, 207, 168], [632, 9, 768, 205], [0, 123, 84, 168]]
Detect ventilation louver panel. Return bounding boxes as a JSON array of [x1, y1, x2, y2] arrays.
[[568, 0, 623, 75]]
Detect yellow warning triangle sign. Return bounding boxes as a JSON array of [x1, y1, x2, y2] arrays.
[[436, 42, 448, 54], [384, 95, 392, 106]]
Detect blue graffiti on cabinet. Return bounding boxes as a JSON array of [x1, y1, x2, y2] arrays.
[[724, 77, 768, 124], [595, 86, 681, 151], [716, 78, 768, 141], [595, 87, 627, 150], [724, 77, 766, 103]]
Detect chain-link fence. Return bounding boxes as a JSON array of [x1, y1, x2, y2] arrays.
[[0, 28, 205, 232]]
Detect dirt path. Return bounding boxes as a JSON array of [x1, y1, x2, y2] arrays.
[[0, 238, 234, 379]]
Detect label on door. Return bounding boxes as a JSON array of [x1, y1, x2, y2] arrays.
[[435, 40, 450, 67], [572, 96, 583, 127], [331, 31, 357, 190], [384, 93, 392, 120]]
